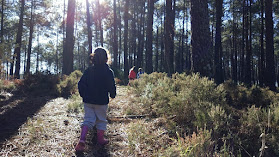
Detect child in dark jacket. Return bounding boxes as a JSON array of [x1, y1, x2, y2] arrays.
[[75, 47, 116, 152]]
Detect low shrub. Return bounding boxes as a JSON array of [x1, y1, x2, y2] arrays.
[[130, 72, 167, 97], [4, 70, 83, 97], [129, 72, 279, 156], [56, 70, 82, 97], [131, 72, 227, 133], [223, 80, 278, 109], [20, 71, 60, 96]]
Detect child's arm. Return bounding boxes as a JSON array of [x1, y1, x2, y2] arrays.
[[78, 69, 89, 98], [108, 69, 116, 98]]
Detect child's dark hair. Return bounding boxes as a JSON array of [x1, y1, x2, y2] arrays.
[[89, 47, 111, 65]]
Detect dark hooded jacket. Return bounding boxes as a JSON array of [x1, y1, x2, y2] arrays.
[[78, 64, 116, 105]]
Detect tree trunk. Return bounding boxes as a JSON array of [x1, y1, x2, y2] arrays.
[[1, 0, 4, 44], [0, 0, 4, 76], [23, 45, 27, 73], [133, 5, 137, 68], [56, 28, 59, 73], [26, 0, 34, 75], [240, 0, 245, 83], [137, 1, 145, 69], [259, 0, 265, 87], [176, 34, 182, 73], [165, 0, 175, 75], [129, 23, 132, 67], [124, 0, 130, 80], [95, 0, 103, 46], [214, 0, 224, 84], [94, 1, 99, 46], [244, 0, 251, 86], [86, 0, 92, 56], [10, 55, 14, 78], [160, 7, 164, 72], [155, 27, 159, 72], [185, 6, 190, 71], [181, 0, 186, 72], [36, 34, 39, 72], [62, 0, 75, 75], [171, 0, 176, 72], [14, 0, 25, 79], [82, 46, 86, 71], [145, 0, 154, 74], [100, 22, 104, 47], [113, 0, 118, 68], [63, 0, 66, 51], [232, 0, 237, 83], [131, 3, 137, 67], [249, 0, 253, 84], [265, 0, 276, 91], [190, 0, 212, 77], [118, 0, 121, 69]]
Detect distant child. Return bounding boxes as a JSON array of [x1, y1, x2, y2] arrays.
[[128, 66, 136, 86], [75, 47, 116, 152], [128, 66, 136, 80], [137, 68, 144, 79]]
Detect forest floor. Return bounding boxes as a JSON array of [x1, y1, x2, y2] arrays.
[[0, 86, 141, 156]]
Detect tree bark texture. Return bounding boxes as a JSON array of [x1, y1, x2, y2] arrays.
[[14, 0, 25, 79], [259, 0, 265, 87], [86, 0, 92, 55], [190, 0, 212, 77], [265, 0, 276, 91], [62, 0, 75, 75], [214, 0, 224, 84], [124, 0, 130, 80], [165, 0, 175, 75], [113, 0, 118, 68], [145, 0, 154, 74], [26, 0, 34, 75]]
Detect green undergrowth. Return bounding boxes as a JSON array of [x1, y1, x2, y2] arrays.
[[128, 72, 279, 156], [20, 71, 60, 96], [67, 93, 83, 113], [6, 70, 83, 97], [56, 70, 83, 97], [22, 70, 83, 113]]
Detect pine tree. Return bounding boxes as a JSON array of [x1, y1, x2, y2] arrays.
[[62, 0, 75, 75]]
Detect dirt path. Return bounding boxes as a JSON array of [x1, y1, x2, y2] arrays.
[[0, 86, 133, 156]]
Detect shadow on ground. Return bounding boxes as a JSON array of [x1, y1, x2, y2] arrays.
[[0, 91, 54, 145]]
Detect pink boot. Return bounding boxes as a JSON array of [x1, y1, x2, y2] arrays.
[[75, 126, 89, 152], [75, 140, 85, 152], [97, 130, 109, 145]]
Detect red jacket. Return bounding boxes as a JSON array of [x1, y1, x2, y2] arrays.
[[128, 70, 136, 80]]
